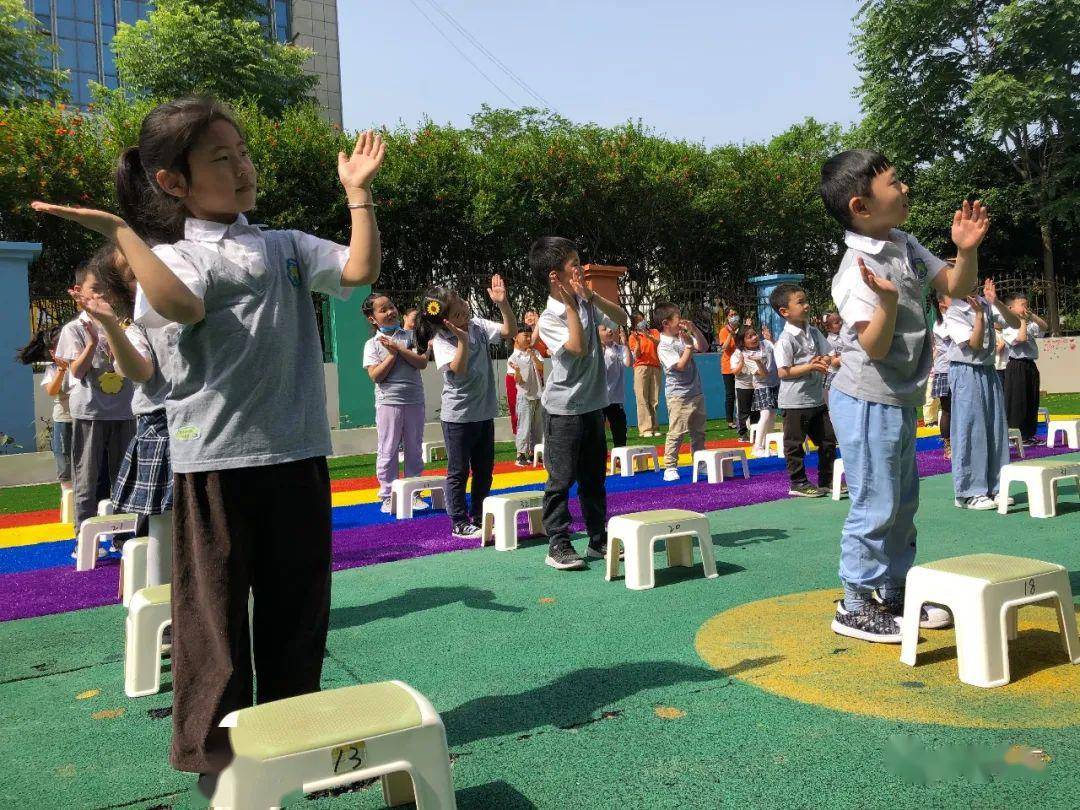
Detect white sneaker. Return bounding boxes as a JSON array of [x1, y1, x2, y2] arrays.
[[411, 495, 429, 511], [955, 495, 997, 510], [380, 498, 392, 514], [663, 468, 680, 482]]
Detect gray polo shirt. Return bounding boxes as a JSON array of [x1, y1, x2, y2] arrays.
[[363, 328, 425, 407], [125, 323, 174, 416], [773, 322, 831, 408], [432, 318, 503, 423], [135, 215, 350, 473], [931, 320, 952, 374], [55, 315, 135, 421], [657, 333, 703, 400], [831, 228, 947, 407], [602, 343, 628, 405], [538, 295, 614, 416], [944, 296, 997, 366]]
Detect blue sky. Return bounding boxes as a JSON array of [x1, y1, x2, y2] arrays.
[[338, 0, 864, 145]]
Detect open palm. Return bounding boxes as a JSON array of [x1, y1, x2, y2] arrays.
[[338, 130, 385, 192], [951, 200, 990, 251], [31, 201, 124, 238]]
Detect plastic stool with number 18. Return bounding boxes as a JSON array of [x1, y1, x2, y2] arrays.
[[605, 509, 718, 590]]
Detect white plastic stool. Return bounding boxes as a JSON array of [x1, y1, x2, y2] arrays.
[[97, 499, 114, 516], [608, 445, 660, 477], [422, 441, 447, 463], [1047, 419, 1080, 449], [1037, 407, 1050, 424], [900, 553, 1080, 688], [691, 448, 749, 483], [121, 538, 150, 608], [831, 458, 847, 501], [605, 509, 717, 590], [533, 442, 544, 467], [389, 476, 447, 520], [75, 513, 138, 572], [60, 486, 75, 525], [748, 423, 762, 447], [480, 491, 545, 551], [211, 680, 457, 810], [1008, 428, 1024, 458], [764, 431, 784, 457], [125, 584, 172, 697], [998, 459, 1080, 518]]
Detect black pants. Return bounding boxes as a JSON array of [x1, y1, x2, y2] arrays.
[[543, 409, 608, 550], [170, 457, 332, 773], [783, 405, 837, 486], [938, 394, 952, 440], [735, 387, 757, 437], [441, 419, 495, 526], [722, 373, 736, 422], [1005, 358, 1040, 440], [603, 402, 627, 448]]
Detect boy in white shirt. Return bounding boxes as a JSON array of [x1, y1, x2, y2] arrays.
[[1001, 292, 1048, 444], [507, 329, 544, 465], [653, 302, 709, 482]]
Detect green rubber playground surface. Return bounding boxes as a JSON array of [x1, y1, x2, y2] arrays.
[[2, 459, 1080, 808]]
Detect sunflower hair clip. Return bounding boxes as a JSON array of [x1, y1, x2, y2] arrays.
[[425, 299, 442, 316]]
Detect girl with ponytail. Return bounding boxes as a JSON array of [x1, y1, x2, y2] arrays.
[[420, 277, 516, 540], [32, 96, 386, 790]]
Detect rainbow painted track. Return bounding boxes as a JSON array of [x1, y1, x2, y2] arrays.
[[2, 427, 1080, 808]]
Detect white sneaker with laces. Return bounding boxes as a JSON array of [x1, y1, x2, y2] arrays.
[[957, 495, 997, 511], [663, 468, 680, 482], [380, 498, 392, 514], [411, 495, 429, 511]]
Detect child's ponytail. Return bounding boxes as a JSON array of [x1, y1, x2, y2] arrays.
[[413, 285, 454, 355], [115, 96, 242, 244]]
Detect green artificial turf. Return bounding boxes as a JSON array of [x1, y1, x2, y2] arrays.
[[2, 460, 1079, 808]]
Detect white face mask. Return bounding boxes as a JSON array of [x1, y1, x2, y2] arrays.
[[728, 316, 740, 327], [636, 320, 648, 330]]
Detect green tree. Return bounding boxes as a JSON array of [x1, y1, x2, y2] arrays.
[[854, 0, 1080, 332], [110, 0, 317, 116], [0, 0, 67, 104]]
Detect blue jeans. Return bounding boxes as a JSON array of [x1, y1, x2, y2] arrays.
[[949, 362, 1009, 499], [51, 420, 72, 482], [829, 389, 919, 595]]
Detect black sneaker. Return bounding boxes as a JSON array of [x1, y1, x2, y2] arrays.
[[586, 542, 606, 559], [515, 454, 529, 467], [831, 599, 902, 643], [789, 482, 825, 498], [545, 543, 586, 570], [874, 591, 952, 629], [821, 483, 847, 496], [452, 521, 483, 540], [1022, 437, 1041, 447]]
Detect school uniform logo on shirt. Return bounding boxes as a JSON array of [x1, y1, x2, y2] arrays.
[[175, 425, 201, 441], [97, 371, 125, 395], [285, 257, 301, 288]]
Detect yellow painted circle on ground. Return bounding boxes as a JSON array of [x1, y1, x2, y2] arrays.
[[695, 589, 1080, 728]]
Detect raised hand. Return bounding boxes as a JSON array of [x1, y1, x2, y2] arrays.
[[487, 274, 507, 304], [78, 293, 119, 325], [567, 266, 591, 301], [857, 257, 898, 300], [377, 334, 400, 354], [982, 277, 997, 305], [31, 201, 124, 238], [965, 295, 984, 315], [549, 272, 576, 308], [337, 130, 386, 193], [951, 199, 990, 251]]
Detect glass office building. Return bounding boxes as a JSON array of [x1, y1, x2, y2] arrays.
[[26, 0, 342, 125]]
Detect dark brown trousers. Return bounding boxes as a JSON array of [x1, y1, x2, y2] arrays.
[[169, 457, 332, 773]]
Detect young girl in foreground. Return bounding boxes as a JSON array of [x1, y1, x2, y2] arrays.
[[413, 278, 516, 539], [33, 96, 384, 789]]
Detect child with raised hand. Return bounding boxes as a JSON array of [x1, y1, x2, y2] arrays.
[[33, 96, 383, 786], [507, 328, 544, 466], [770, 283, 837, 498], [1001, 292, 1048, 445], [654, 303, 709, 482], [729, 326, 759, 442], [944, 277, 1020, 510], [600, 324, 632, 448], [363, 293, 428, 514], [929, 292, 954, 458], [54, 251, 136, 536], [822, 311, 843, 393], [16, 326, 73, 493], [534, 237, 628, 570], [413, 277, 516, 539], [820, 148, 989, 643], [746, 328, 780, 458]]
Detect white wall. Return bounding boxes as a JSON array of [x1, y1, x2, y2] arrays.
[[1034, 337, 1080, 393]]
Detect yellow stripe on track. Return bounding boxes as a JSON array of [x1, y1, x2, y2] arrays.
[[0, 522, 76, 550]]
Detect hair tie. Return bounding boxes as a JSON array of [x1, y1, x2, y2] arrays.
[[425, 299, 442, 316]]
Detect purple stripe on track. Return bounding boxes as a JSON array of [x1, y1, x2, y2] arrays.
[[0, 443, 1071, 622]]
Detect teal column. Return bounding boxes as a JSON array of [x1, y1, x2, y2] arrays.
[[330, 287, 375, 429], [748, 273, 805, 339], [0, 242, 42, 451]]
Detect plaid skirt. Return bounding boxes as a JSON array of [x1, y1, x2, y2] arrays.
[[931, 372, 951, 399], [112, 409, 173, 515], [752, 385, 779, 411]]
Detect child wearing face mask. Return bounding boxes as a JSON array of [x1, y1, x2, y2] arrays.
[[627, 310, 662, 437], [363, 293, 429, 513], [717, 307, 741, 429]]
